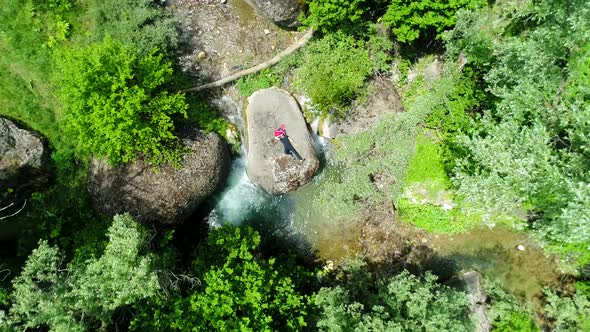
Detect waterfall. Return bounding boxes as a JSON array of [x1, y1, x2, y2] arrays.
[[207, 153, 273, 226]]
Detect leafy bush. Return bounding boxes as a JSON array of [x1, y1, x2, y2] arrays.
[[483, 278, 538, 332], [302, 0, 387, 33], [6, 214, 159, 331], [131, 226, 315, 331], [54, 36, 188, 165], [544, 289, 590, 332], [382, 0, 486, 44], [447, 0, 590, 246], [493, 311, 538, 332], [425, 68, 483, 173], [236, 68, 283, 96], [0, 288, 9, 309], [294, 32, 374, 116], [316, 263, 472, 331], [91, 0, 179, 56], [236, 50, 303, 97], [32, 0, 74, 13]]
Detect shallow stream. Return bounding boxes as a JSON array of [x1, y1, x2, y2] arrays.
[[204, 136, 563, 304]]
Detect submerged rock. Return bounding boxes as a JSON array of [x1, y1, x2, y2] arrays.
[[246, 88, 319, 194], [244, 0, 302, 29], [88, 130, 230, 224], [0, 117, 49, 193]]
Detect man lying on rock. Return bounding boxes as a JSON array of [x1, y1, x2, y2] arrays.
[[274, 124, 304, 162]]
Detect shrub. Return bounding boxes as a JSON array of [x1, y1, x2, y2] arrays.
[[236, 68, 283, 96], [484, 278, 538, 332], [130, 226, 315, 331], [91, 0, 179, 56], [447, 1, 590, 247], [425, 68, 484, 173], [302, 0, 387, 33], [381, 0, 486, 44], [294, 32, 374, 116], [54, 36, 188, 165], [316, 265, 472, 331], [493, 312, 538, 332], [544, 289, 590, 331], [6, 215, 159, 331]]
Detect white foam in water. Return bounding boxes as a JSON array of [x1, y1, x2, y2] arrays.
[[208, 127, 332, 229], [208, 155, 272, 226]]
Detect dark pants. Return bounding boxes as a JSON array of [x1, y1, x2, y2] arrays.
[[282, 141, 303, 160]]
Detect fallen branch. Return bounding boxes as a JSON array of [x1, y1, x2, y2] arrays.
[[0, 202, 14, 213], [0, 199, 26, 220], [183, 28, 315, 93], [0, 264, 10, 282]]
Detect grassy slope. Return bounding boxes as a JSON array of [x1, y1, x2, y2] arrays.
[[399, 131, 480, 234], [0, 1, 105, 261]]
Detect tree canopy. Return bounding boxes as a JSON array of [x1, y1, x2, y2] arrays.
[[54, 36, 188, 165]]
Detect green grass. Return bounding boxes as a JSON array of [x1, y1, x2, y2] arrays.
[[235, 51, 302, 97], [236, 68, 282, 97], [399, 131, 479, 234], [0, 1, 107, 257], [404, 132, 451, 191]]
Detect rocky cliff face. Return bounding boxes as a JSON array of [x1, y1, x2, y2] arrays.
[[0, 117, 49, 193], [88, 130, 230, 224], [245, 88, 319, 194]]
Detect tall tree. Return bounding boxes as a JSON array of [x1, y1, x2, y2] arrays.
[[4, 214, 159, 331]]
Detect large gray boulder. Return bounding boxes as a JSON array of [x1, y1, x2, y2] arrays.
[[246, 88, 319, 195], [0, 117, 48, 192], [88, 130, 230, 225], [244, 0, 302, 29]]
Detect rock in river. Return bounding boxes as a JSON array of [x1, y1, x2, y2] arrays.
[[246, 88, 319, 195]]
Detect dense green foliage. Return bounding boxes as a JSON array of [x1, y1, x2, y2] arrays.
[[0, 0, 109, 261], [236, 68, 283, 96], [382, 0, 485, 43], [544, 289, 590, 332], [302, 0, 386, 33], [55, 36, 188, 165], [424, 68, 483, 173], [91, 0, 179, 57], [131, 226, 315, 331], [442, 0, 590, 250], [2, 215, 159, 331], [316, 260, 472, 331], [295, 32, 374, 115], [2, 0, 590, 330], [483, 278, 538, 332]]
